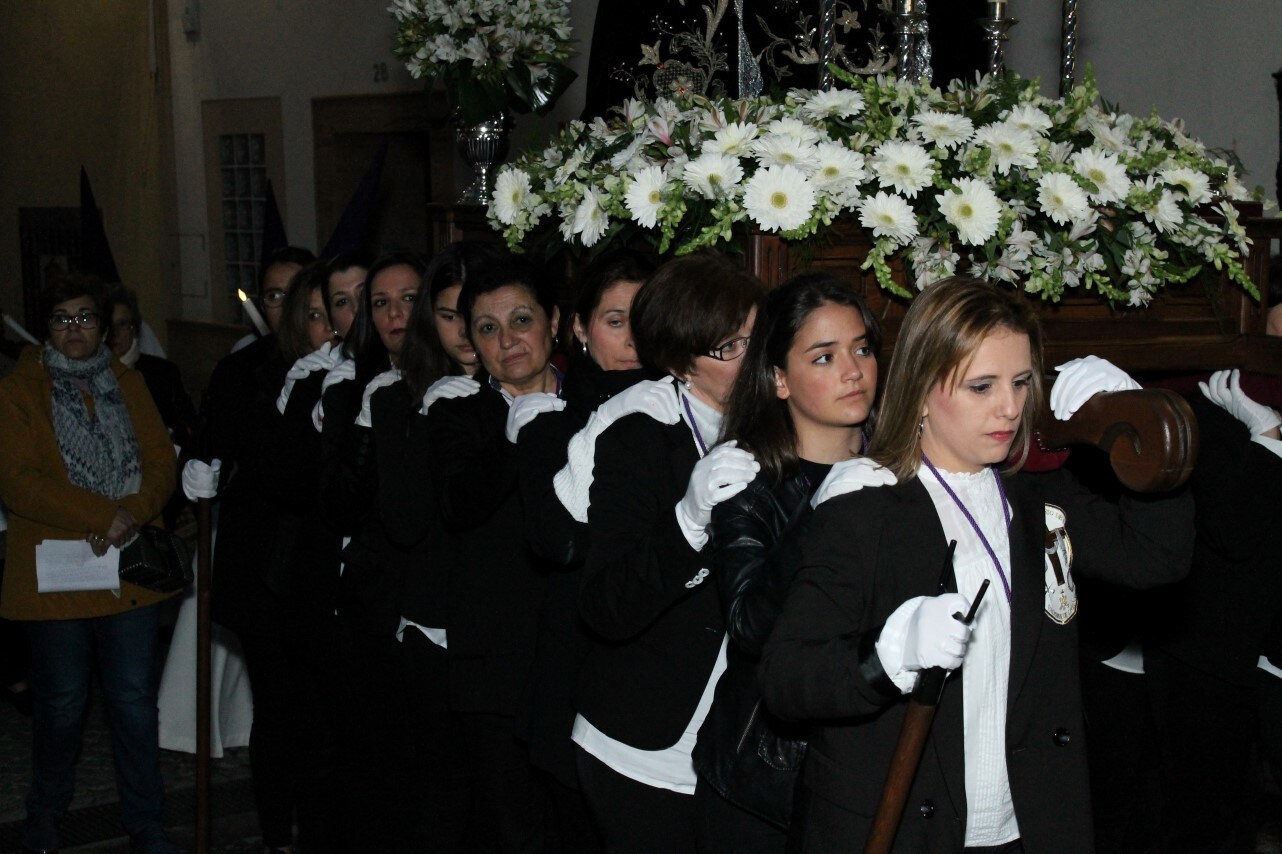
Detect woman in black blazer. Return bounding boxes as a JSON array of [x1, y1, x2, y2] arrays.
[[423, 253, 564, 853], [694, 273, 885, 852], [564, 252, 766, 854], [759, 277, 1193, 853]]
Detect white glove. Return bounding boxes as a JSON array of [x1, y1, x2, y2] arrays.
[[506, 392, 566, 443], [277, 343, 341, 414], [595, 376, 682, 428], [181, 458, 221, 501], [1050, 355, 1141, 421], [810, 457, 897, 508], [552, 378, 683, 524], [420, 374, 481, 415], [901, 593, 973, 671], [1199, 369, 1281, 436], [313, 357, 358, 431], [675, 441, 760, 550], [356, 368, 402, 428], [321, 357, 357, 394]]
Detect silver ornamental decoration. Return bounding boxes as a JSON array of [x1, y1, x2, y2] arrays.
[[980, 1, 1017, 77], [1060, 0, 1079, 96], [455, 112, 512, 206]]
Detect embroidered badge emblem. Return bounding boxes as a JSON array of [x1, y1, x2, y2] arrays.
[[1043, 503, 1077, 625]]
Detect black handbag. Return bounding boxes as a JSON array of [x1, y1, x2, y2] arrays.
[[117, 526, 193, 593]]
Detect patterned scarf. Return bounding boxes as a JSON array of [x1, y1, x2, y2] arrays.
[[44, 343, 142, 500]]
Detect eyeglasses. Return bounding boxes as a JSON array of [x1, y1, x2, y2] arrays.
[[261, 288, 287, 306], [706, 336, 750, 361], [48, 312, 101, 331]]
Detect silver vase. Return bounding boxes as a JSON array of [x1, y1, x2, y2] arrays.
[[454, 111, 512, 206]]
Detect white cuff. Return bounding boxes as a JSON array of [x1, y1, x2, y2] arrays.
[[674, 502, 709, 552], [875, 596, 928, 694], [1251, 434, 1282, 461], [553, 412, 608, 524]]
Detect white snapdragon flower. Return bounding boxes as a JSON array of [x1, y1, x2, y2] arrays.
[[683, 152, 745, 199], [870, 141, 935, 198], [624, 166, 667, 228], [743, 165, 816, 232], [858, 191, 919, 246], [1037, 173, 1091, 226], [937, 178, 1001, 245], [912, 111, 975, 150], [1070, 149, 1131, 204]]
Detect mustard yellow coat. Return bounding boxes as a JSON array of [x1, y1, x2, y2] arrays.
[[0, 346, 179, 620]]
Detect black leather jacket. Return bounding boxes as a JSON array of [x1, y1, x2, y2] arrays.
[[694, 467, 821, 828]]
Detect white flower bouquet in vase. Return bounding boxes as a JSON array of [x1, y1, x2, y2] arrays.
[[391, 0, 577, 203]]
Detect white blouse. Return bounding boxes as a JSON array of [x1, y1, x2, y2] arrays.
[[919, 466, 1021, 848]]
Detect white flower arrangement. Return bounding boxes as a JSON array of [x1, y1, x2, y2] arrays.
[[390, 0, 576, 122], [488, 69, 1259, 305]]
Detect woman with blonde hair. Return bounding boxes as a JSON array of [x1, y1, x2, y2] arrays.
[[760, 277, 1193, 853]]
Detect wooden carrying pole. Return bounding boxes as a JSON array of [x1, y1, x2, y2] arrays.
[[863, 389, 1198, 853], [195, 497, 212, 854]]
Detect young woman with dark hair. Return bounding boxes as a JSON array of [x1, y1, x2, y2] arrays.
[[759, 277, 1194, 853], [693, 273, 886, 851], [554, 252, 768, 853], [322, 249, 371, 342]]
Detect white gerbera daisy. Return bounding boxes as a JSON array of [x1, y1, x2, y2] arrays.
[[703, 122, 759, 158], [857, 191, 919, 246], [1160, 167, 1212, 205], [937, 178, 1001, 245], [683, 152, 745, 199], [973, 123, 1040, 174], [572, 189, 609, 246], [751, 134, 820, 172], [491, 169, 532, 226], [810, 142, 867, 189], [624, 166, 667, 229], [1037, 172, 1091, 226], [870, 141, 935, 198], [1005, 104, 1053, 135], [1070, 149, 1131, 204], [743, 165, 816, 232], [762, 117, 823, 146], [800, 88, 866, 120], [912, 111, 975, 150], [1143, 188, 1184, 233]]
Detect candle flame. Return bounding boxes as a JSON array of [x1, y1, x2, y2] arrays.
[[237, 289, 250, 302]]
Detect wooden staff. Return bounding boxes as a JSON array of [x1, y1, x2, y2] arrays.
[[195, 496, 212, 854], [864, 570, 988, 854]]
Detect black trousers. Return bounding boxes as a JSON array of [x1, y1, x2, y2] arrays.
[[401, 629, 471, 852], [575, 745, 698, 854], [238, 616, 341, 853], [694, 777, 787, 854], [458, 709, 548, 853]]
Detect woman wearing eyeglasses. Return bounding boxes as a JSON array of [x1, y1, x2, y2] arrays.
[[561, 252, 767, 853], [0, 273, 179, 854]]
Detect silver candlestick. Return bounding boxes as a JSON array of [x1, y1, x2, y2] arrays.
[[980, 2, 1017, 77], [894, 0, 927, 82], [818, 0, 836, 90], [1059, 0, 1079, 96]]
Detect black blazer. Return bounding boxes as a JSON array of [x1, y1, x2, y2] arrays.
[[427, 380, 549, 715], [576, 411, 725, 750], [759, 468, 1193, 853]]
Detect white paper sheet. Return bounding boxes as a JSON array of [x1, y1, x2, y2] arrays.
[[35, 539, 120, 593]]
